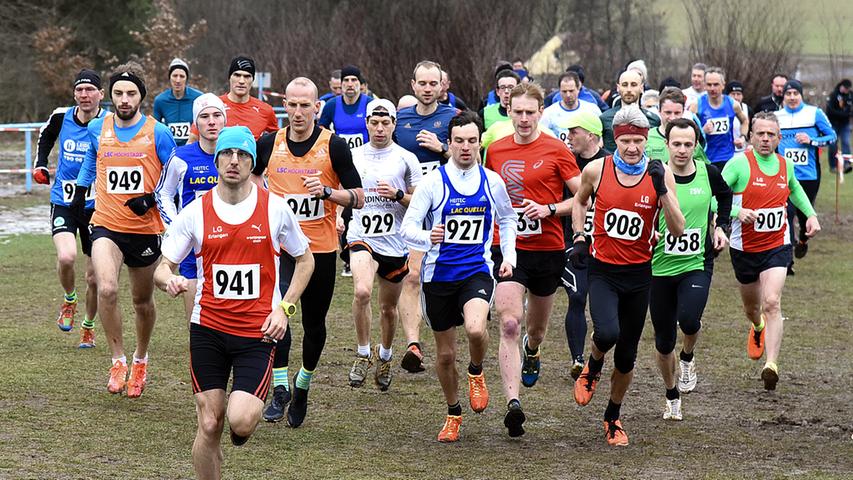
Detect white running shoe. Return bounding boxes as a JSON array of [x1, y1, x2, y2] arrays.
[[663, 398, 682, 421], [678, 359, 697, 393]]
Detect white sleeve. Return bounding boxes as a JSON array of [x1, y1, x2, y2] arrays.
[[488, 171, 517, 267], [400, 172, 439, 252], [270, 195, 310, 257], [155, 154, 187, 225], [160, 201, 200, 264], [403, 151, 424, 189]]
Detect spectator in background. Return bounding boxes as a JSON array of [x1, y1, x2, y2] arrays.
[[753, 73, 788, 113], [825, 79, 853, 173]]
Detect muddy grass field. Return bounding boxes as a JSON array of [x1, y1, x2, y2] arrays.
[[0, 180, 851, 479]]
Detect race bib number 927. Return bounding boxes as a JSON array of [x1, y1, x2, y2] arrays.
[[444, 215, 485, 244]]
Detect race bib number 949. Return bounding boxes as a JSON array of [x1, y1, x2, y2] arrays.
[[444, 215, 485, 244], [284, 194, 324, 221], [106, 166, 144, 194], [603, 208, 644, 241], [754, 207, 785, 232], [212, 264, 260, 300]]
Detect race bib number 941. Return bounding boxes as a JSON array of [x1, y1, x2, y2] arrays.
[[212, 264, 260, 300], [106, 166, 144, 194], [754, 207, 785, 232], [284, 194, 324, 221], [603, 208, 644, 241], [444, 215, 485, 244], [664, 227, 702, 255]]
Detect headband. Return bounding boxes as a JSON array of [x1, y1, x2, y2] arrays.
[[109, 71, 147, 101], [613, 123, 648, 139]]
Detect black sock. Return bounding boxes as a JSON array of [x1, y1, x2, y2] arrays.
[[680, 350, 694, 363], [588, 355, 604, 374], [230, 429, 249, 446], [665, 387, 680, 400], [604, 400, 621, 422], [448, 402, 462, 416], [507, 398, 521, 410], [407, 342, 421, 350], [524, 339, 538, 356], [467, 362, 482, 376]]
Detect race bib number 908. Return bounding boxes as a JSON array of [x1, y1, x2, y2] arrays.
[[603, 208, 644, 241], [444, 215, 485, 244], [212, 264, 260, 300], [754, 207, 785, 232], [664, 227, 702, 255], [106, 166, 144, 194], [284, 194, 324, 221]]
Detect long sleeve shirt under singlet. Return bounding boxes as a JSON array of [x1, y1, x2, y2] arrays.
[[721, 151, 816, 218]]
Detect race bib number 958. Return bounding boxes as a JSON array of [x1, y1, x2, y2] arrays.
[[106, 166, 143, 194], [444, 215, 484, 244], [664, 228, 702, 255], [212, 264, 260, 300]]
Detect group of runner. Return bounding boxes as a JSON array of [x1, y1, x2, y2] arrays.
[[34, 54, 827, 477]]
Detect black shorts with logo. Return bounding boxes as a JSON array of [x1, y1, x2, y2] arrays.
[[348, 241, 409, 283], [90, 226, 161, 268], [492, 247, 566, 296], [729, 244, 793, 284], [50, 204, 94, 256], [189, 323, 275, 399], [421, 272, 494, 332]]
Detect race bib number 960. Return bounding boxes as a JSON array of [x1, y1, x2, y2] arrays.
[[106, 166, 143, 194], [361, 212, 396, 237], [514, 207, 541, 235], [212, 264, 260, 300], [284, 194, 324, 221], [340, 133, 364, 150], [664, 228, 702, 255], [707, 117, 730, 135], [420, 161, 439, 177], [603, 208, 644, 241], [61, 180, 95, 203], [784, 148, 808, 165], [444, 215, 485, 244], [754, 207, 785, 232]]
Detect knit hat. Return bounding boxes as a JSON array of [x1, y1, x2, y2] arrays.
[[783, 79, 803, 95], [193, 93, 227, 125], [215, 126, 256, 167], [169, 58, 189, 76], [341, 65, 363, 82], [228, 56, 256, 78]]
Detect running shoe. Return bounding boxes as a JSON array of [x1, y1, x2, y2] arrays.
[[573, 363, 600, 406], [663, 398, 683, 421], [467, 372, 489, 413], [570, 355, 585, 381], [341, 264, 352, 277], [263, 385, 291, 422], [504, 400, 525, 438], [678, 359, 697, 393], [604, 419, 629, 446], [230, 429, 249, 446], [126, 361, 148, 398], [287, 374, 308, 428], [761, 362, 779, 391], [437, 415, 462, 443], [348, 352, 373, 388], [78, 327, 96, 349], [794, 240, 808, 259], [374, 346, 392, 391], [57, 301, 77, 332], [401, 344, 425, 373], [107, 358, 128, 394], [520, 334, 541, 387], [747, 322, 765, 360]]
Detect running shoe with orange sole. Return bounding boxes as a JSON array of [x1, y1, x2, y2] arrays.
[[57, 301, 77, 332], [78, 327, 96, 349], [747, 322, 765, 360], [573, 363, 600, 406], [437, 415, 462, 442], [467, 372, 489, 413], [127, 362, 148, 398], [108, 359, 128, 394], [604, 419, 629, 446]]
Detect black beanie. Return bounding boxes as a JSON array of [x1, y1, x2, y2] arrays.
[[229, 56, 256, 78]]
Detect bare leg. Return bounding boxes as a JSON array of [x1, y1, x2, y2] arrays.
[[398, 249, 424, 346], [433, 328, 458, 405], [193, 389, 226, 480], [350, 251, 376, 347], [128, 261, 159, 360], [496, 281, 525, 401], [92, 238, 125, 359], [759, 267, 787, 365], [377, 277, 403, 350]]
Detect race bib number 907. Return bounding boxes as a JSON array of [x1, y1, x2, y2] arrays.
[[284, 194, 324, 221], [212, 264, 260, 300], [603, 208, 644, 241], [754, 207, 785, 232], [106, 166, 144, 194], [444, 215, 485, 244], [664, 227, 702, 255]]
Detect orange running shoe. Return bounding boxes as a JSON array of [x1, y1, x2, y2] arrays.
[[604, 419, 629, 446], [573, 363, 600, 406], [78, 327, 96, 349], [467, 373, 489, 413], [127, 362, 148, 398], [108, 359, 128, 394], [437, 415, 462, 443], [57, 301, 77, 332], [747, 322, 765, 360]]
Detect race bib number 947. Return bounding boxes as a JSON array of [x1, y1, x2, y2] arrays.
[[444, 215, 485, 244], [603, 208, 644, 241], [106, 166, 144, 194], [212, 264, 260, 300], [284, 194, 324, 221]]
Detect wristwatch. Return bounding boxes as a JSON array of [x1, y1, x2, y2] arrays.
[[394, 189, 405, 202], [547, 203, 557, 216], [572, 231, 587, 242], [441, 143, 449, 155], [320, 186, 333, 200], [279, 300, 297, 317]]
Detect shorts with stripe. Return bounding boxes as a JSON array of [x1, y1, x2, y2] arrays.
[[189, 323, 275, 399], [421, 272, 494, 332], [348, 241, 409, 283]]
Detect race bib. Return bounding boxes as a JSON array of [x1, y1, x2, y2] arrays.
[[603, 208, 644, 241], [194, 189, 210, 200], [514, 207, 541, 235], [583, 208, 595, 234], [212, 264, 260, 300], [283, 194, 324, 221], [360, 212, 396, 237], [106, 166, 144, 194], [420, 161, 440, 176], [784, 148, 808, 165], [707, 117, 730, 135], [754, 207, 785, 232], [61, 180, 95, 203], [444, 215, 485, 244], [168, 122, 191, 140], [664, 227, 702, 255], [340, 133, 365, 150]]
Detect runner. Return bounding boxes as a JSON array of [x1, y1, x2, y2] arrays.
[[753, 74, 788, 114], [319, 69, 342, 102], [346, 99, 422, 391], [726, 81, 750, 155], [689, 67, 748, 170], [70, 62, 177, 397], [319, 65, 373, 150], [187, 56, 277, 142], [479, 70, 521, 130], [646, 87, 708, 164], [252, 77, 363, 427], [571, 107, 684, 446], [773, 79, 835, 265], [723, 112, 820, 390], [485, 82, 581, 438], [559, 111, 609, 380], [439, 69, 468, 111], [153, 126, 313, 479], [152, 58, 202, 146], [540, 71, 601, 145], [394, 60, 459, 374], [681, 62, 706, 109], [155, 93, 227, 321], [600, 70, 661, 153], [34, 69, 105, 346], [650, 118, 732, 421], [400, 111, 516, 442]]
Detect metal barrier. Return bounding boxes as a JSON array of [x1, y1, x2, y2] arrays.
[[0, 122, 42, 193]]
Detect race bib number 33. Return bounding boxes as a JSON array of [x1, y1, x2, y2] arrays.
[[106, 166, 144, 194], [284, 194, 324, 221], [444, 215, 485, 244], [212, 264, 260, 300], [513, 207, 541, 235]]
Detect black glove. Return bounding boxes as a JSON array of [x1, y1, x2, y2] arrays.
[[569, 240, 589, 269], [124, 193, 156, 216], [33, 167, 50, 185], [647, 159, 667, 196], [69, 185, 88, 223]]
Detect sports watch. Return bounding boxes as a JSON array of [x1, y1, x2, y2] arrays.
[[394, 189, 405, 202], [320, 186, 333, 200], [547, 203, 557, 216], [279, 300, 297, 317]]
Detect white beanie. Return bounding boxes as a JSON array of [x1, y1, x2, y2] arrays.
[[193, 93, 227, 125]]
